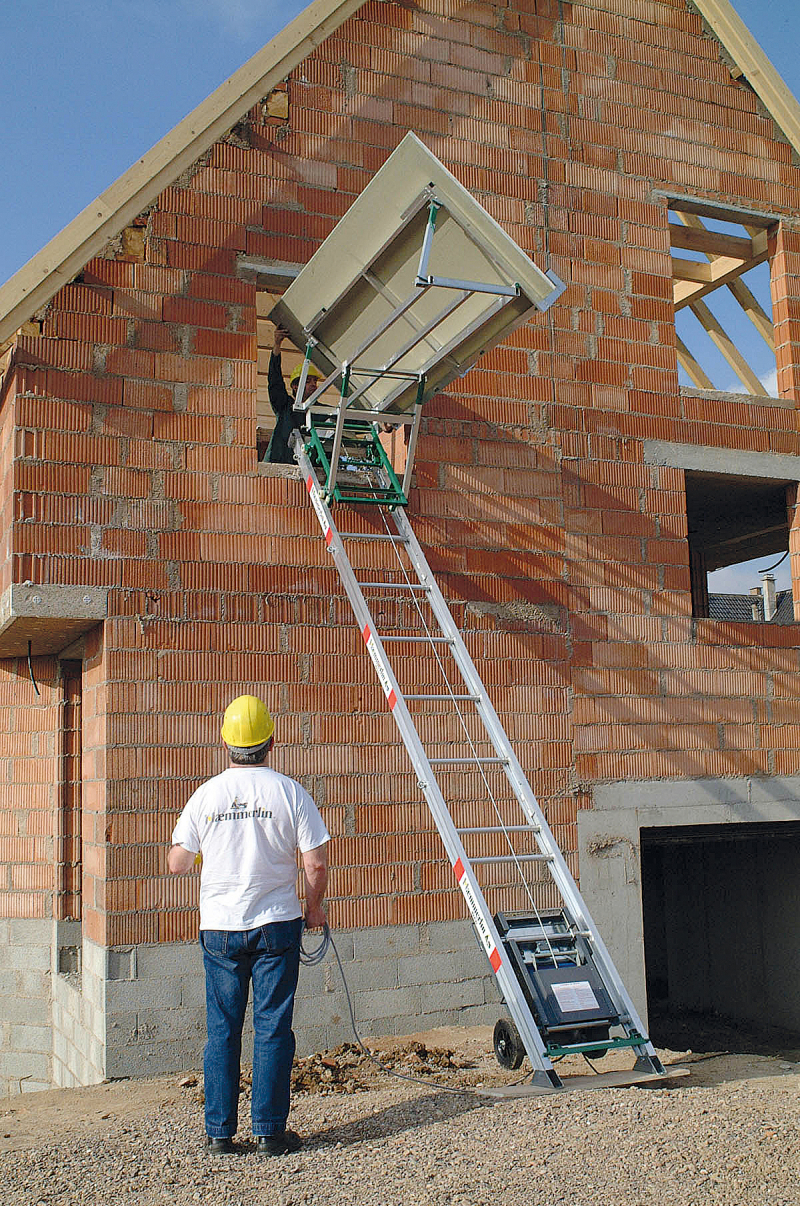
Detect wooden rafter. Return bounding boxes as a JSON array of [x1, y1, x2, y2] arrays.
[[675, 212, 775, 350], [689, 299, 764, 394], [692, 0, 800, 163], [676, 335, 715, 390], [669, 225, 756, 259], [673, 228, 769, 310]]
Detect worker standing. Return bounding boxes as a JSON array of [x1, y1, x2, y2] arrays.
[[168, 695, 330, 1156], [265, 326, 323, 463]]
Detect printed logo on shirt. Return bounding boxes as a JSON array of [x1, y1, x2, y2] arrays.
[[208, 794, 273, 823]]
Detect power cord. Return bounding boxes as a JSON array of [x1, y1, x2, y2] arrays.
[[300, 923, 485, 1097]]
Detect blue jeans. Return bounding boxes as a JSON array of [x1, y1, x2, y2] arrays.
[[200, 918, 303, 1139]]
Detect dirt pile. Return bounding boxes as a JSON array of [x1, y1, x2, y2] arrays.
[[242, 1040, 475, 1096]]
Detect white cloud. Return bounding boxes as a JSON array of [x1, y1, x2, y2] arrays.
[[760, 366, 778, 397]]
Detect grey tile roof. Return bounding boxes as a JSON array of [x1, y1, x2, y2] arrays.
[[708, 590, 794, 624]]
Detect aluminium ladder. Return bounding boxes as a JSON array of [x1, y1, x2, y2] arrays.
[[291, 430, 666, 1089]]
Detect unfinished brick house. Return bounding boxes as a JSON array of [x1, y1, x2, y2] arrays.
[[1, 0, 800, 1094]]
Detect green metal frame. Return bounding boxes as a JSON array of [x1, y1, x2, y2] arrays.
[[304, 418, 409, 508], [301, 363, 427, 509], [545, 1033, 648, 1059]]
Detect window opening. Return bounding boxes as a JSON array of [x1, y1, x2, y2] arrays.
[[685, 470, 794, 621], [669, 200, 777, 397], [256, 290, 339, 462]]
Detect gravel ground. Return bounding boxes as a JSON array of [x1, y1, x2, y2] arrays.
[[1, 1028, 798, 1206]]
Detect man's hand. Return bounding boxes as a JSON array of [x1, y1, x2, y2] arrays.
[[273, 325, 289, 354], [305, 903, 328, 931]]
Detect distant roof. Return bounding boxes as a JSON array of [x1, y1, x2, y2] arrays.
[[1, 0, 800, 348], [709, 590, 794, 623]]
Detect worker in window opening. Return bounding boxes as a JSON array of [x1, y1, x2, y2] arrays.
[[265, 325, 323, 463], [168, 695, 330, 1157]]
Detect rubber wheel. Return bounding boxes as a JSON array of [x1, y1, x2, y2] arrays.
[[493, 1017, 525, 1070]]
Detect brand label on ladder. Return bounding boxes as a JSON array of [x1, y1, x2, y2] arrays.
[[362, 625, 397, 710], [305, 475, 333, 546], [453, 858, 502, 973]]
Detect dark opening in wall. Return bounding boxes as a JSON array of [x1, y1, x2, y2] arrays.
[[57, 659, 83, 923], [641, 820, 800, 1053], [685, 470, 794, 620]]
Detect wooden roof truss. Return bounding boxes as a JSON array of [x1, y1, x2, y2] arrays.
[[670, 199, 776, 396]]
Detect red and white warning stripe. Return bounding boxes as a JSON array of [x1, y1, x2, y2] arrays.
[[362, 624, 397, 710], [305, 475, 332, 546], [453, 857, 502, 973]]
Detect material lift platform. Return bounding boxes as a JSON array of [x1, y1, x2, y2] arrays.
[[270, 133, 683, 1093]]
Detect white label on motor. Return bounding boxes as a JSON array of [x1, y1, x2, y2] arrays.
[[551, 981, 599, 1013]]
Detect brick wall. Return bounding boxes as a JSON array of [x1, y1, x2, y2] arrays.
[[0, 0, 799, 960]]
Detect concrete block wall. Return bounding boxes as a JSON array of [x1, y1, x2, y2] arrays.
[[51, 930, 106, 1089], [0, 919, 52, 1096], [102, 919, 499, 1079]]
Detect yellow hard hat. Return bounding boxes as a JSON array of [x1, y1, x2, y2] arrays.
[[289, 362, 322, 387], [221, 695, 275, 748]]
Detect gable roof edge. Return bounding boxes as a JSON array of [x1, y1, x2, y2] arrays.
[[692, 0, 800, 160], [0, 0, 363, 348]]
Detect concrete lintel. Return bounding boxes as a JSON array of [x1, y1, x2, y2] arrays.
[[679, 385, 792, 411], [0, 585, 107, 657], [237, 256, 302, 284], [593, 775, 800, 814], [656, 190, 778, 227], [642, 439, 800, 482]]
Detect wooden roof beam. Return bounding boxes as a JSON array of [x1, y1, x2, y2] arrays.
[[690, 298, 765, 394], [675, 212, 775, 350], [669, 225, 756, 259], [676, 335, 715, 390]]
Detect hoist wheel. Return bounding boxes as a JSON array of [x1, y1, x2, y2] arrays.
[[493, 1017, 525, 1069]]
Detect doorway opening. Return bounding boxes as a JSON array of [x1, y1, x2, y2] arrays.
[[641, 820, 800, 1056]]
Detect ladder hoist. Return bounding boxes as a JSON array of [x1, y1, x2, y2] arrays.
[[290, 421, 667, 1091], [270, 132, 670, 1090]]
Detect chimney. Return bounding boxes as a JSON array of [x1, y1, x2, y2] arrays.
[[749, 587, 763, 621], [762, 573, 777, 621]]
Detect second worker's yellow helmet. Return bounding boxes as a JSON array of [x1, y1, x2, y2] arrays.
[[221, 695, 275, 748]]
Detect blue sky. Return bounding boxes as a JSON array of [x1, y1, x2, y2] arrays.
[[0, 0, 796, 594]]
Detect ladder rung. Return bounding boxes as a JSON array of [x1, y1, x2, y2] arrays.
[[470, 854, 553, 864], [380, 635, 453, 643], [406, 694, 479, 701], [357, 582, 429, 590], [457, 825, 540, 835], [429, 757, 509, 765], [338, 532, 409, 542]]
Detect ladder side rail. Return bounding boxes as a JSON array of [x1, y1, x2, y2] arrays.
[[390, 506, 660, 1057], [292, 435, 560, 1083]]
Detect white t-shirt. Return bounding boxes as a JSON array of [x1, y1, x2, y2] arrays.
[[171, 765, 330, 931]]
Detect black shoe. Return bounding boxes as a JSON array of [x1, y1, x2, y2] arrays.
[[255, 1130, 303, 1156], [206, 1136, 236, 1155]]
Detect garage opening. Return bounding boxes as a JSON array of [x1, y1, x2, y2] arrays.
[[641, 820, 800, 1054]]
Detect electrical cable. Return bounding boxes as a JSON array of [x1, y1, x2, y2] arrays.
[[299, 922, 331, 966], [302, 922, 485, 1097], [758, 549, 789, 574], [27, 640, 40, 697]]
